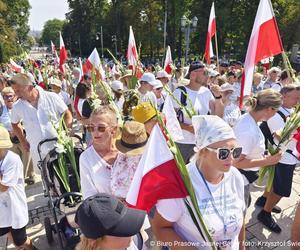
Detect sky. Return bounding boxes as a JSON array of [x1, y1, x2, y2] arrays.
[[28, 0, 69, 31]]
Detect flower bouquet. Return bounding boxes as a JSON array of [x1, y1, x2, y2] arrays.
[[258, 103, 300, 191]]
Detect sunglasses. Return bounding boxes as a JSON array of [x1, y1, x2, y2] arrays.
[[206, 147, 242, 160], [3, 95, 14, 100], [85, 125, 111, 133]]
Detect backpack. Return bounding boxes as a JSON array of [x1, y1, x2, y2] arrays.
[[259, 110, 286, 149], [176, 86, 188, 123]]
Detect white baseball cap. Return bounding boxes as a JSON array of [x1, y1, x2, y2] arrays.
[[50, 78, 62, 88], [152, 80, 163, 89], [156, 70, 171, 79], [111, 80, 124, 92], [220, 83, 235, 92], [140, 72, 156, 85]]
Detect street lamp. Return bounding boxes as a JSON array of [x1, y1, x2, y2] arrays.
[[181, 15, 198, 62], [96, 26, 104, 58]]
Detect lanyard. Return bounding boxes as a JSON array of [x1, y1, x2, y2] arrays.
[[197, 167, 228, 235]]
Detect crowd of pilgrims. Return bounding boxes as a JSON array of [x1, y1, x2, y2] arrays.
[[0, 57, 300, 250]]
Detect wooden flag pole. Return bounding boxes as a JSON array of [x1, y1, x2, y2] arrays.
[[281, 52, 291, 79], [215, 31, 219, 72]]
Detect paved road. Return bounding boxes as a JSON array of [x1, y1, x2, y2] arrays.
[[1, 168, 300, 250]]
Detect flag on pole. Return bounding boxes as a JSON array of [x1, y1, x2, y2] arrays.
[[164, 46, 173, 74], [204, 2, 216, 65], [59, 32, 68, 73], [126, 124, 188, 212], [9, 59, 24, 73], [84, 48, 106, 80], [127, 26, 138, 67], [240, 0, 283, 107], [50, 40, 56, 55]]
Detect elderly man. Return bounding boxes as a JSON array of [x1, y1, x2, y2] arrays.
[[263, 67, 281, 89], [10, 73, 72, 169], [50, 78, 72, 111], [0, 87, 34, 184]]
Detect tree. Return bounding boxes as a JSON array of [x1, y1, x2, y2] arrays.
[[40, 19, 66, 47]]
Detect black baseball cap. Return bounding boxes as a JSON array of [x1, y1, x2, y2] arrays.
[[75, 194, 146, 239], [185, 61, 205, 79]]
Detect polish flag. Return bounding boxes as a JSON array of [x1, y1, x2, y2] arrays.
[[127, 26, 138, 67], [126, 124, 188, 212], [84, 48, 106, 80], [162, 95, 184, 142], [50, 40, 56, 55], [59, 32, 68, 73], [164, 46, 173, 74], [292, 128, 300, 160], [204, 2, 216, 65], [240, 0, 283, 107], [9, 59, 24, 73]]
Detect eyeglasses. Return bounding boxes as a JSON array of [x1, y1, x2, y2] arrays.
[[155, 87, 163, 91], [85, 125, 111, 133], [3, 95, 14, 100], [206, 147, 242, 160]]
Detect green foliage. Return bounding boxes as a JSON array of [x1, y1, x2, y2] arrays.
[[0, 0, 30, 63], [40, 19, 66, 47]]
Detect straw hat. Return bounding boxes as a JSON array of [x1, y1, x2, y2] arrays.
[[131, 102, 156, 124], [116, 121, 148, 156], [0, 126, 13, 149]]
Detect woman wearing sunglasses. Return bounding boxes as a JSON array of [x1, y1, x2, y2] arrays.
[[79, 105, 120, 199], [233, 89, 283, 208], [151, 115, 245, 250]]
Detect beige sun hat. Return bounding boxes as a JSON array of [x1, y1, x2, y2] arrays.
[[115, 121, 148, 156], [0, 126, 13, 149]]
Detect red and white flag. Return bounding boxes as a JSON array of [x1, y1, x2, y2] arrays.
[[204, 2, 216, 65], [240, 0, 283, 107], [84, 48, 106, 80], [127, 26, 138, 67], [59, 32, 68, 73], [126, 124, 188, 212], [50, 40, 56, 55], [164, 46, 173, 74], [9, 59, 24, 73]]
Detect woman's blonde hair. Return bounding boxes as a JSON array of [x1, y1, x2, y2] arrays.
[[247, 89, 282, 111], [90, 105, 118, 126], [76, 235, 103, 250]]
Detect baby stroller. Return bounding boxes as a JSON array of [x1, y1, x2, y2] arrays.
[[37, 136, 84, 250]]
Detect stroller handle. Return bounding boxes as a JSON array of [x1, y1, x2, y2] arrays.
[[37, 138, 57, 161], [55, 192, 82, 210]]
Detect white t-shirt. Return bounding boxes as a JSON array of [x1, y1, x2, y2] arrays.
[[80, 146, 113, 199], [172, 86, 214, 144], [156, 162, 245, 250], [58, 91, 72, 106], [233, 113, 265, 173], [138, 91, 157, 108], [0, 151, 28, 229], [267, 107, 298, 165], [77, 98, 85, 117], [11, 86, 68, 165], [271, 82, 282, 92], [0, 106, 12, 132]]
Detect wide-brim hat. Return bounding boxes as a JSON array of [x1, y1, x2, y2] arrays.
[[0, 126, 13, 149], [116, 121, 148, 156]]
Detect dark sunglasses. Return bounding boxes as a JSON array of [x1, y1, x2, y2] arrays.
[[3, 95, 14, 100], [85, 125, 111, 133], [206, 147, 242, 160]]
